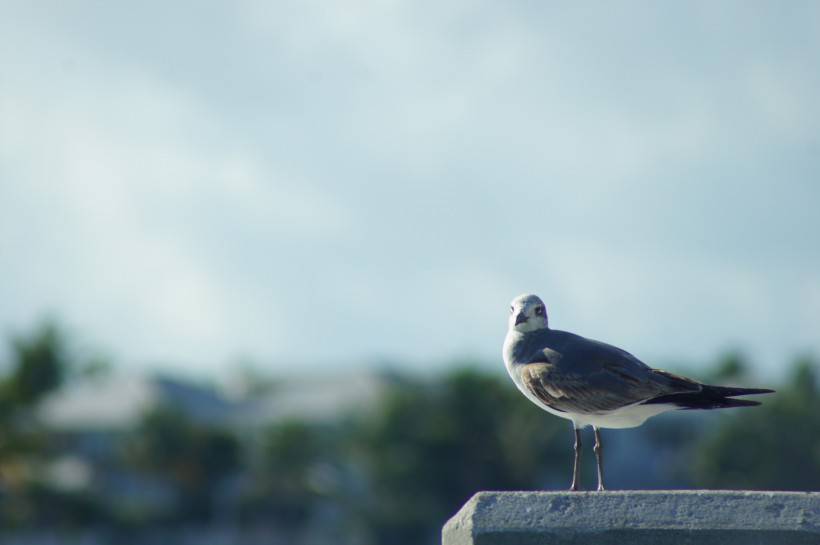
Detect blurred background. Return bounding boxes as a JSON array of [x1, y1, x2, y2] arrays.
[[1, 1, 819, 544]]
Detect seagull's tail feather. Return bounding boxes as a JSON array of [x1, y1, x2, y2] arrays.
[[643, 384, 775, 410], [707, 385, 775, 397]]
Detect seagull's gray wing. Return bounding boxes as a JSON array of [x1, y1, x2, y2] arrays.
[[519, 333, 701, 415]]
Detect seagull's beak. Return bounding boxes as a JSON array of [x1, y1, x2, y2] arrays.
[[515, 312, 528, 325]]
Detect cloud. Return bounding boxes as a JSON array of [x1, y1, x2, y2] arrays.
[[0, 25, 352, 371], [1, 1, 819, 375]]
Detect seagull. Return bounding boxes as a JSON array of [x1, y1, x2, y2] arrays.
[[502, 293, 774, 491]]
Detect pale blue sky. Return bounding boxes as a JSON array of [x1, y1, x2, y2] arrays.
[[1, 1, 819, 377]]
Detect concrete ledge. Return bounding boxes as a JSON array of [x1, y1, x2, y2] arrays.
[[442, 490, 820, 545]]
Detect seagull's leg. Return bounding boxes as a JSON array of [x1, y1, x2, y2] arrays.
[[569, 426, 581, 491], [593, 426, 605, 491]]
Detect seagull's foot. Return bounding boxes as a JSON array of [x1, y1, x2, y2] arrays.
[[596, 484, 606, 492], [569, 482, 579, 492]]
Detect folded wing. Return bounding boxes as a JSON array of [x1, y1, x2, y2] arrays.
[[520, 337, 702, 414]]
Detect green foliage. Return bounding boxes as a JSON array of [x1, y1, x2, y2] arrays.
[[348, 368, 565, 545], [0, 321, 70, 471], [125, 405, 241, 521], [709, 351, 750, 383], [694, 356, 820, 490], [0, 482, 107, 529], [0, 321, 68, 414], [241, 420, 333, 527], [0, 321, 115, 527]]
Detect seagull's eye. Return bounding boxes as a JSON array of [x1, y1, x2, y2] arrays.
[[509, 306, 514, 314], [535, 306, 544, 315]]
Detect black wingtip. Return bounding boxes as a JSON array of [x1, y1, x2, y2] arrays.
[[711, 386, 775, 397], [684, 397, 761, 409], [643, 384, 775, 410]]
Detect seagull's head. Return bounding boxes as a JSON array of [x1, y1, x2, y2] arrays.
[[508, 293, 549, 333]]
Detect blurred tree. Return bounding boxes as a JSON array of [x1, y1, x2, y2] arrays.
[[348, 368, 566, 545], [125, 405, 240, 522], [241, 420, 334, 529], [0, 320, 110, 527], [0, 321, 70, 484], [0, 321, 69, 413], [708, 351, 750, 383], [694, 356, 820, 490]]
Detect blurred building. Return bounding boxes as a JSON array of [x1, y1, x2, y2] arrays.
[[36, 370, 391, 522]]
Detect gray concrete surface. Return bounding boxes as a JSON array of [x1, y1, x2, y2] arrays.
[[442, 490, 820, 545]]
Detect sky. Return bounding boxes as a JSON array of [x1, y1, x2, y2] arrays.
[[1, 1, 819, 379]]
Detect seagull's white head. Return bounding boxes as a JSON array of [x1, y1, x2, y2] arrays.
[[508, 293, 549, 333]]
